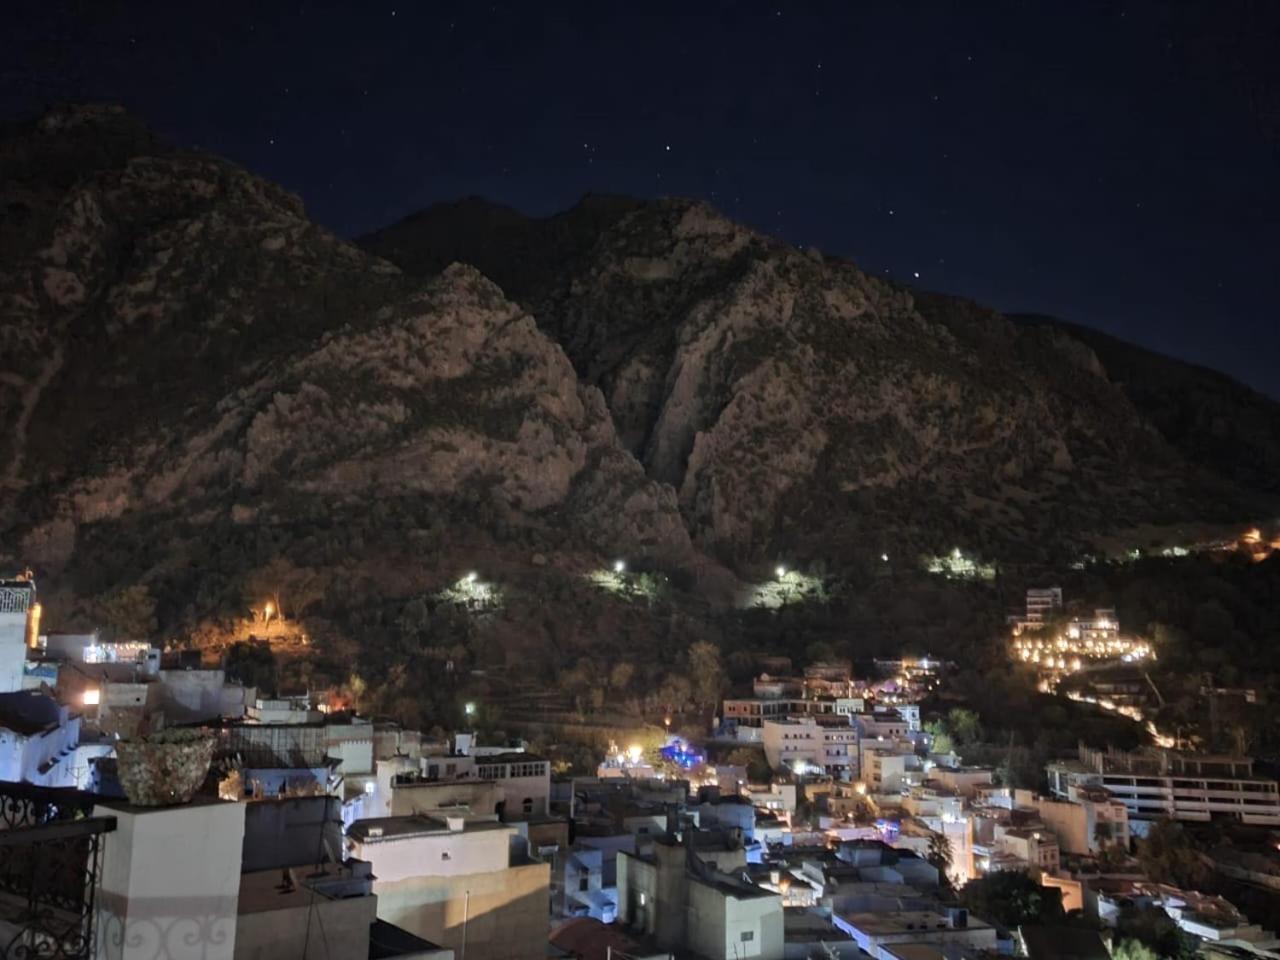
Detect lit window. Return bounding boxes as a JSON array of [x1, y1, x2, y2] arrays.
[[82, 689, 100, 706]]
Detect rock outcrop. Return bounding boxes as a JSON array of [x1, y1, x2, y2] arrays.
[[0, 107, 706, 630], [365, 199, 1274, 567]]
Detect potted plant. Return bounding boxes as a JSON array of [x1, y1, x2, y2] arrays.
[[115, 728, 216, 806]]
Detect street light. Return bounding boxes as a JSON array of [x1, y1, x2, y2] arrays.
[[613, 559, 626, 574], [775, 565, 787, 579], [464, 572, 478, 584], [464, 702, 476, 716]]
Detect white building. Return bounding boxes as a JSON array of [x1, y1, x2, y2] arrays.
[[473, 751, 551, 817], [762, 718, 857, 778], [0, 578, 37, 693], [246, 694, 321, 724], [617, 836, 784, 960], [0, 690, 82, 786], [1049, 746, 1280, 828], [1012, 786, 1130, 855], [1025, 587, 1063, 625], [833, 908, 996, 959], [348, 814, 550, 960]]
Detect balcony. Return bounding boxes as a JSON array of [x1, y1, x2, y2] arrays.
[[0, 780, 116, 960]]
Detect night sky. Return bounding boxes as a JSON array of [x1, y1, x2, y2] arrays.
[[4, 1, 1277, 395]]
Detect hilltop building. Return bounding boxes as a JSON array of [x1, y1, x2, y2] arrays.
[[1049, 745, 1280, 829]]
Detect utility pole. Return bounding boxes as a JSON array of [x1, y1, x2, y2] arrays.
[[461, 889, 470, 960]]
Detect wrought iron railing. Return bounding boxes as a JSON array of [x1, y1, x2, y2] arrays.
[[0, 780, 116, 960]]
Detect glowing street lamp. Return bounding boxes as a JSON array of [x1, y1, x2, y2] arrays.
[[613, 559, 626, 574], [464, 702, 476, 716], [775, 565, 787, 579]]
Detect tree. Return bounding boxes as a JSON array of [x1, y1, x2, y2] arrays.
[[946, 707, 983, 745], [959, 871, 1064, 931], [688, 641, 725, 712], [347, 672, 367, 712], [1135, 819, 1208, 889], [926, 831, 953, 887], [1111, 940, 1158, 960], [225, 640, 277, 692], [923, 719, 954, 755], [609, 661, 635, 691], [92, 584, 158, 641], [1116, 905, 1197, 960], [726, 747, 771, 784]]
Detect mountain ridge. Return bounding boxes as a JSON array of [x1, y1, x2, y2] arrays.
[[1, 107, 1276, 662]]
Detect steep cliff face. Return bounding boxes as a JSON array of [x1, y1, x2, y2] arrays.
[[1021, 315, 1280, 498], [0, 108, 704, 628], [366, 198, 1268, 566]]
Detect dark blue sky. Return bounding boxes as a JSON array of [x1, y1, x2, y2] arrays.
[[4, 1, 1277, 395]]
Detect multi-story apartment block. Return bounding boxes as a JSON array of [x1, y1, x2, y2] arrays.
[[1048, 746, 1280, 828]]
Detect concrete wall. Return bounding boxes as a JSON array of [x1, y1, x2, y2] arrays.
[[159, 669, 229, 721], [351, 826, 513, 882], [388, 779, 503, 818], [369, 862, 549, 960], [0, 609, 31, 693], [0, 708, 80, 786], [327, 722, 374, 775], [95, 799, 246, 960], [234, 891, 375, 960], [241, 796, 344, 871]]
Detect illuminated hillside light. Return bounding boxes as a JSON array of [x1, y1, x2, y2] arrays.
[[464, 702, 476, 716], [613, 559, 626, 574], [464, 571, 478, 584], [881, 553, 889, 562], [775, 565, 787, 578], [263, 601, 275, 619]]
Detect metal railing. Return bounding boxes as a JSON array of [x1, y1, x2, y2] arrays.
[[0, 780, 116, 960]]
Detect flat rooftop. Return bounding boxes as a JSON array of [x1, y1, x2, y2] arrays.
[[348, 814, 510, 842], [840, 911, 992, 935], [238, 865, 365, 914]]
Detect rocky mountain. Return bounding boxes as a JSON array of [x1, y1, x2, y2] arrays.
[[2, 106, 1276, 683], [0, 106, 711, 646], [364, 199, 1276, 570], [1017, 315, 1280, 498]]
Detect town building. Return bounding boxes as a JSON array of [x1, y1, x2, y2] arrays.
[[0, 577, 38, 693], [1049, 745, 1280, 829], [1011, 786, 1130, 855], [832, 908, 996, 958], [617, 834, 784, 960], [1025, 587, 1064, 625], [347, 814, 550, 960], [761, 717, 858, 778]]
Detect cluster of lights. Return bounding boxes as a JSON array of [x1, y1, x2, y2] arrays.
[[444, 571, 499, 607], [1011, 632, 1149, 670], [659, 737, 704, 770]]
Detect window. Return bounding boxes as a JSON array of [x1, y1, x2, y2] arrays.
[[741, 931, 754, 942], [523, 797, 534, 814], [579, 877, 589, 892], [442, 851, 451, 861]]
